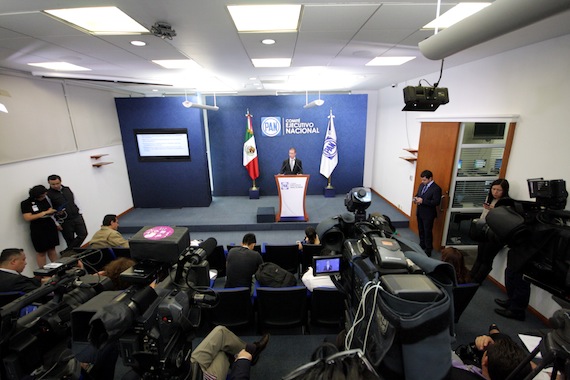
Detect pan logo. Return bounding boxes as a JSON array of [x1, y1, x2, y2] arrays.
[[261, 117, 282, 137]]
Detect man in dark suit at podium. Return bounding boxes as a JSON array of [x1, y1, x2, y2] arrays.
[[413, 170, 442, 257], [0, 248, 41, 293], [280, 147, 303, 175]]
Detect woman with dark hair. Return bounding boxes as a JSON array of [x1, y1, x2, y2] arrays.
[[297, 226, 320, 250], [470, 179, 511, 283], [20, 185, 60, 267], [441, 247, 472, 284]]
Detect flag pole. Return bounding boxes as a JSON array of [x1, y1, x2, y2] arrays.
[[326, 175, 333, 189], [252, 179, 257, 190]]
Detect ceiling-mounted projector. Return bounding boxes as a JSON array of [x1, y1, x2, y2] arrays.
[[402, 86, 449, 112]]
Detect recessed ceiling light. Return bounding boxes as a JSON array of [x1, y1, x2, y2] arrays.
[[152, 59, 202, 69], [251, 58, 291, 68], [262, 39, 276, 45], [44, 6, 149, 35], [249, 77, 257, 81], [27, 62, 91, 71], [366, 56, 416, 66], [423, 3, 491, 29], [131, 40, 146, 47], [228, 5, 301, 32], [152, 89, 158, 92]]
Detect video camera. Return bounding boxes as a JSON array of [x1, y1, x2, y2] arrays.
[[316, 187, 455, 379], [0, 250, 113, 380], [485, 178, 570, 299], [79, 227, 219, 380]]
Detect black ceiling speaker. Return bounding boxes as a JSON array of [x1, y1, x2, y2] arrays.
[[402, 86, 449, 112]]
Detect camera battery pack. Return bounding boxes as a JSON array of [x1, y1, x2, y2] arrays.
[[381, 274, 442, 302]]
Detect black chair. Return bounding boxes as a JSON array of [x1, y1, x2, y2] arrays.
[[72, 247, 116, 273], [453, 282, 480, 323], [300, 244, 323, 274], [209, 287, 253, 332], [0, 291, 25, 307], [310, 287, 345, 327], [207, 245, 227, 278], [256, 286, 308, 334], [264, 244, 300, 275]]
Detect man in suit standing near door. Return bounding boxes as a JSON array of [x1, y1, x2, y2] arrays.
[[280, 147, 303, 175], [413, 170, 442, 257]]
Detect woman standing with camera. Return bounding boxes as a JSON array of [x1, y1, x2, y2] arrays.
[[470, 179, 511, 283]]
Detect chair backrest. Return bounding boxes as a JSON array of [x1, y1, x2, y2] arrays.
[[310, 287, 345, 326], [300, 244, 323, 274], [0, 291, 25, 307], [256, 286, 308, 330], [264, 244, 300, 274], [207, 245, 227, 278], [453, 283, 480, 323], [73, 247, 116, 273], [209, 287, 253, 328]]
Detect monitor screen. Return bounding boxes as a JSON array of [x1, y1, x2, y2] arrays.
[[457, 159, 462, 169], [313, 255, 342, 277], [474, 159, 486, 169], [494, 158, 502, 170], [134, 128, 191, 162], [473, 123, 506, 140]]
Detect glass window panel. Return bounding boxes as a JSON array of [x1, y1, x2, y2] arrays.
[[457, 147, 504, 178], [452, 180, 496, 208], [462, 122, 509, 144], [446, 211, 482, 245]]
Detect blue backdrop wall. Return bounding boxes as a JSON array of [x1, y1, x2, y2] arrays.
[[207, 94, 367, 196], [115, 97, 212, 208]]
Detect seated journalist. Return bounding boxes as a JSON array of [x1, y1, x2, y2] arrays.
[[190, 326, 270, 380], [0, 248, 42, 293], [88, 214, 129, 249]]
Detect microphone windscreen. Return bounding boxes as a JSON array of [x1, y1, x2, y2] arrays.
[[199, 237, 218, 257]]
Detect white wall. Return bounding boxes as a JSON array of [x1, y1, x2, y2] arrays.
[[372, 33, 570, 319], [0, 76, 134, 276]]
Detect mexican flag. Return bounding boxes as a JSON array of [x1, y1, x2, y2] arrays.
[[243, 112, 259, 180]]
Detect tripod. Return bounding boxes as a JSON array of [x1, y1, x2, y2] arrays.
[[506, 309, 570, 380]]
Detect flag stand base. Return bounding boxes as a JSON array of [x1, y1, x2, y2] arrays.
[[323, 186, 336, 198], [249, 188, 260, 199]]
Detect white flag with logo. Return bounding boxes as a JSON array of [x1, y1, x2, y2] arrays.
[[320, 111, 338, 178]]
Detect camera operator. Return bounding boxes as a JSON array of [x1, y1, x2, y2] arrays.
[[190, 326, 269, 380], [453, 324, 560, 379], [0, 248, 46, 293], [471, 179, 512, 284]]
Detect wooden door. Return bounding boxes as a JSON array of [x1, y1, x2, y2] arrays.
[[410, 122, 460, 251]]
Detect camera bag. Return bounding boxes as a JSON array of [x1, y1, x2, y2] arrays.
[[255, 262, 297, 287]]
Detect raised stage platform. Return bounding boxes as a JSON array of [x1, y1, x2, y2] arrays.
[[118, 193, 409, 234]]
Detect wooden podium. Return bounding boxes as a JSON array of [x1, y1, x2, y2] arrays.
[[275, 174, 310, 221]]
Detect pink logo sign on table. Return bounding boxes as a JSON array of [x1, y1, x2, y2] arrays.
[[143, 226, 175, 240]]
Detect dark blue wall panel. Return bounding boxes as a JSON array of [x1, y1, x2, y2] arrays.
[[207, 94, 367, 196], [115, 97, 212, 207]]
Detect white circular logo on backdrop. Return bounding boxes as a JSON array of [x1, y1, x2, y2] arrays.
[[261, 117, 281, 137]]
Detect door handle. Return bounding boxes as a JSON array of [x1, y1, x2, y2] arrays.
[[440, 193, 448, 212]]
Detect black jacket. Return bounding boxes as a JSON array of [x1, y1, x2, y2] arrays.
[[0, 270, 41, 293], [415, 182, 442, 219], [280, 158, 303, 175]]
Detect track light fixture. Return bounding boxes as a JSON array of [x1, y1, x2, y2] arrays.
[[304, 91, 324, 109]]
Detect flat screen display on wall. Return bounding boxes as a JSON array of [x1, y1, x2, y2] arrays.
[[134, 128, 191, 162]]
